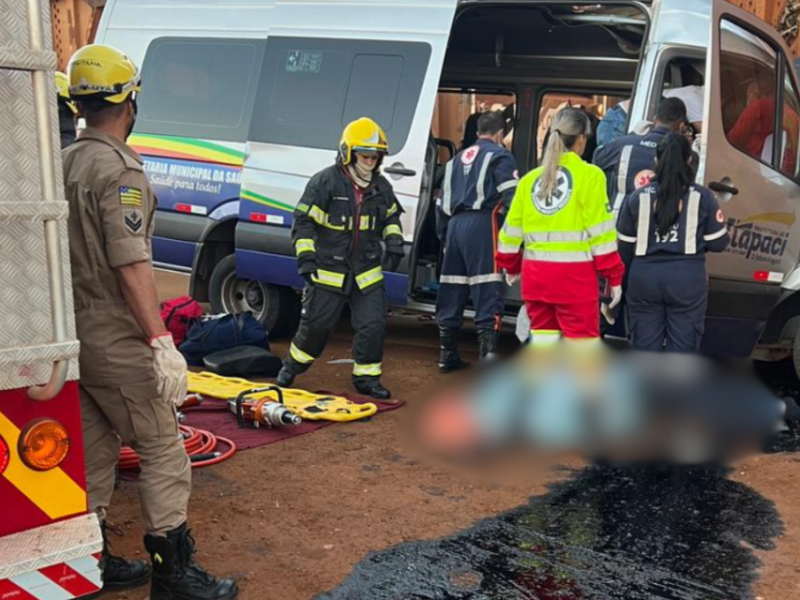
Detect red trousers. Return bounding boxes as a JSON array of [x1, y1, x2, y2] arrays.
[[526, 300, 600, 340]]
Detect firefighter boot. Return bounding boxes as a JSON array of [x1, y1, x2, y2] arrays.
[[145, 524, 239, 600], [438, 326, 470, 373], [477, 328, 499, 361], [354, 377, 392, 400], [101, 524, 152, 590], [276, 366, 295, 388]]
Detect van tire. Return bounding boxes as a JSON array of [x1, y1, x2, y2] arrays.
[[208, 255, 299, 337]]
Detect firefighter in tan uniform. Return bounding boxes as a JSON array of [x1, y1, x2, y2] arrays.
[[64, 44, 237, 600]]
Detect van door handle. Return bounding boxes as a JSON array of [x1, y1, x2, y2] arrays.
[[709, 181, 740, 196], [384, 163, 417, 178]]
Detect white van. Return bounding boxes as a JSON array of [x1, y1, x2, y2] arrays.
[[96, 0, 800, 373]]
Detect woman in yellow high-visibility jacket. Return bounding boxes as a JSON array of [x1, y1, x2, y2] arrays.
[[496, 107, 625, 343]]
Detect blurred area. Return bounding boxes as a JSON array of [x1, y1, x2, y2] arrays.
[[405, 345, 789, 478]]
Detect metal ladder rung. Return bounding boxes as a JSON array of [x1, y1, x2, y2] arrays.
[[0, 47, 56, 72], [0, 201, 68, 221]]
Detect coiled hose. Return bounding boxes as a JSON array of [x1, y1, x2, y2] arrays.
[[119, 424, 237, 470]]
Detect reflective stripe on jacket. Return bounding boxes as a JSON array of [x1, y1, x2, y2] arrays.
[[292, 164, 404, 294], [496, 151, 624, 304]]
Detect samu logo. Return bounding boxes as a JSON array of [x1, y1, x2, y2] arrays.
[[533, 167, 573, 215]]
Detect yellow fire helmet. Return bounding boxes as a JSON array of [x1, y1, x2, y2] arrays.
[[54, 71, 77, 114], [67, 44, 141, 104], [339, 117, 389, 165]]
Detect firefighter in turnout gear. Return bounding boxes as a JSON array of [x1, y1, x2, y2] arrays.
[[63, 44, 238, 600], [55, 71, 77, 148], [276, 117, 405, 400], [436, 111, 519, 371], [617, 133, 730, 352], [496, 107, 625, 344]]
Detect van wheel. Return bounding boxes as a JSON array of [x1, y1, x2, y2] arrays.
[[208, 255, 299, 337]]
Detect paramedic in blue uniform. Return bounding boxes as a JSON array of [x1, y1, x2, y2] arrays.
[[617, 133, 730, 352], [435, 111, 519, 371], [594, 97, 691, 217], [592, 97, 691, 334]]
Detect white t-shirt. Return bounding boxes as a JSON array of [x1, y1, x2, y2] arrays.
[[663, 85, 705, 123]]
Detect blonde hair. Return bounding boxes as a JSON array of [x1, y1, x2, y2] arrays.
[[538, 107, 591, 200]]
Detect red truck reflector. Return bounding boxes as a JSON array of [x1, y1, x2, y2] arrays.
[[0, 434, 9, 476]]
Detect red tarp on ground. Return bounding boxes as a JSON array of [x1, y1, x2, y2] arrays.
[[183, 393, 403, 451]]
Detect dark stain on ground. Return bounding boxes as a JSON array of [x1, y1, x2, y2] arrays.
[[316, 467, 783, 600]]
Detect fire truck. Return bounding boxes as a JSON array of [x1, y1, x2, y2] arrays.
[[0, 1, 103, 599]]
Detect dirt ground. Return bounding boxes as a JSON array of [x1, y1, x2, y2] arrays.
[[101, 271, 800, 600]]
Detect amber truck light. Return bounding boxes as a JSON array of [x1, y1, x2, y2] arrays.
[[0, 434, 9, 475], [18, 419, 70, 471]]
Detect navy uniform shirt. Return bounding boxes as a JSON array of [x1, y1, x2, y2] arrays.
[[617, 181, 730, 260], [436, 138, 518, 237], [594, 125, 673, 216]]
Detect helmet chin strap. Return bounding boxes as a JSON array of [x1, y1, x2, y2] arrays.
[[124, 96, 138, 141]]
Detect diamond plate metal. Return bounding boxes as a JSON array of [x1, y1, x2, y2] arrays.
[[0, 514, 102, 581], [0, 202, 68, 220], [0, 0, 32, 53], [0, 0, 79, 393], [0, 341, 80, 391], [0, 47, 56, 72]]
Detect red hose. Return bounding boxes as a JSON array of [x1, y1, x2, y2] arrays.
[[119, 425, 237, 470]]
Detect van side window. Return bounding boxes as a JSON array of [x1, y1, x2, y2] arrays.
[[719, 19, 779, 166], [779, 71, 800, 178], [136, 38, 263, 143], [249, 38, 431, 153]]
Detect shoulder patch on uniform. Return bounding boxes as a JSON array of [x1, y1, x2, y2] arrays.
[[634, 169, 655, 189], [119, 186, 143, 207], [716, 209, 725, 223], [461, 145, 480, 166], [123, 208, 143, 234]]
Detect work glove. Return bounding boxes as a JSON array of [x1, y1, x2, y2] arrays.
[[384, 251, 403, 273], [505, 271, 521, 286], [608, 285, 623, 309], [150, 334, 188, 408], [302, 271, 316, 287]]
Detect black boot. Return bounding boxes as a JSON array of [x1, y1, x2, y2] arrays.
[[145, 523, 239, 600], [100, 523, 152, 591], [438, 326, 470, 373], [353, 378, 392, 400], [276, 366, 295, 387], [477, 328, 499, 361]]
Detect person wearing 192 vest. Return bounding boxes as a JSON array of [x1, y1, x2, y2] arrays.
[[593, 97, 690, 218], [617, 133, 730, 352], [436, 111, 519, 371], [276, 118, 405, 400], [64, 44, 237, 600]]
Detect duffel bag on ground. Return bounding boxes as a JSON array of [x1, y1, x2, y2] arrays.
[[160, 296, 204, 346], [203, 346, 283, 378]]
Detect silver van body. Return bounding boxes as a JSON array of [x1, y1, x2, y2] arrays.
[[96, 0, 800, 365]]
